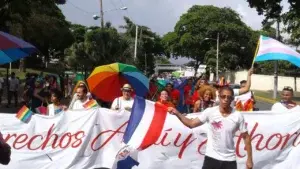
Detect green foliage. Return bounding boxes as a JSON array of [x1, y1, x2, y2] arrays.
[[163, 5, 255, 74], [65, 25, 132, 72]]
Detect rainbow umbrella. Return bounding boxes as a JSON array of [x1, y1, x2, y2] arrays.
[[87, 63, 149, 102], [0, 31, 37, 63]]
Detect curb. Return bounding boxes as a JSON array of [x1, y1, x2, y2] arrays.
[[255, 95, 277, 104]]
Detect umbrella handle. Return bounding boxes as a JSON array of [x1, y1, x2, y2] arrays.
[[151, 89, 159, 101]]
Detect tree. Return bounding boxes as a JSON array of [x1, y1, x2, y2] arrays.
[[163, 5, 255, 76], [0, 0, 74, 72], [65, 23, 132, 76], [120, 17, 166, 76]]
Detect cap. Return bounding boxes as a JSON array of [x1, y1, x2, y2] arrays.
[[122, 84, 132, 90]]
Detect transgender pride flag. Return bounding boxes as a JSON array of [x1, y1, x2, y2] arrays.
[[112, 96, 168, 169], [254, 35, 300, 67]]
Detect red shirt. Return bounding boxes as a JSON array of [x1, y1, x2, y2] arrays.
[[192, 91, 200, 105], [184, 85, 192, 105], [169, 89, 180, 106]]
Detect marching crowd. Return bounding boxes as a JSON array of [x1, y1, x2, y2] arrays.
[[0, 68, 298, 168], [11, 67, 298, 117]]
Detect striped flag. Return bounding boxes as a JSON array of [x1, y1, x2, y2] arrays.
[[112, 96, 168, 169], [254, 35, 300, 67]]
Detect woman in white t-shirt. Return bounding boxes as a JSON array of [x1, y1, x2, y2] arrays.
[[47, 89, 67, 116], [111, 84, 134, 111], [271, 86, 298, 111]]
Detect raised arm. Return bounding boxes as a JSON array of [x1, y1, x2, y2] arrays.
[[168, 107, 203, 129], [239, 68, 253, 95]]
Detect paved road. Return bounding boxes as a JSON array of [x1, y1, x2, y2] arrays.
[[255, 100, 273, 111]]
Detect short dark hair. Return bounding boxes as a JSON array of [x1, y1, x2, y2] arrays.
[[240, 80, 247, 85], [77, 85, 88, 94], [50, 89, 63, 101], [166, 83, 173, 88], [219, 86, 234, 96]]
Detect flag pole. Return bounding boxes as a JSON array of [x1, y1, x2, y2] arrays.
[[251, 36, 260, 68]]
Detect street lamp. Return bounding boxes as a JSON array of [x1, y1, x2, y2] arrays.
[[92, 6, 128, 21], [204, 33, 219, 80]]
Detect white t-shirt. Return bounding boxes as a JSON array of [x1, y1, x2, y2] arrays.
[[215, 89, 239, 106], [9, 78, 19, 91], [111, 97, 134, 111], [47, 104, 63, 116], [271, 102, 299, 112], [197, 106, 247, 161], [72, 99, 90, 110]]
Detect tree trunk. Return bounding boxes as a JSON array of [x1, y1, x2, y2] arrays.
[[193, 60, 200, 77]]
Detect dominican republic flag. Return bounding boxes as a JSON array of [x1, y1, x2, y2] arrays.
[[112, 96, 168, 169]]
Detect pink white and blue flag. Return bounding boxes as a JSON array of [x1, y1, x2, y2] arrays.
[[112, 96, 168, 169], [254, 35, 300, 67]]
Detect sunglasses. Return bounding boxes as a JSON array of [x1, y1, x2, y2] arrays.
[[219, 95, 234, 100], [122, 89, 131, 92], [283, 86, 293, 91]]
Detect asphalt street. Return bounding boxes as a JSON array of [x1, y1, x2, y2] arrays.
[[255, 100, 273, 111]]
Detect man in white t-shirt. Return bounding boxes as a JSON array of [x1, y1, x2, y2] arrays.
[[168, 86, 253, 169], [7, 72, 19, 107], [271, 86, 298, 111], [111, 84, 134, 111], [72, 86, 90, 110]]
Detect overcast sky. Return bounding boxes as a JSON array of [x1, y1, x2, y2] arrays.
[[59, 0, 289, 64]]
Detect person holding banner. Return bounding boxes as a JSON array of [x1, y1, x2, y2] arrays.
[[271, 86, 299, 111], [0, 133, 11, 165], [47, 89, 67, 116], [168, 86, 253, 169], [111, 84, 134, 111], [72, 85, 90, 110], [193, 85, 216, 112], [156, 90, 175, 108]]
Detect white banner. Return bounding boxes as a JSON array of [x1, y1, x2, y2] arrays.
[[0, 107, 300, 169]]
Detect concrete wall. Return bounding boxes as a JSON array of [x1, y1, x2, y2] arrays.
[[216, 70, 299, 92]]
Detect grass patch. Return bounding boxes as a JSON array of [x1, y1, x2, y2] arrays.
[[0, 68, 54, 80], [253, 90, 300, 104]]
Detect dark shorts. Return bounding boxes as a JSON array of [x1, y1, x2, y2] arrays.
[[202, 156, 237, 169]]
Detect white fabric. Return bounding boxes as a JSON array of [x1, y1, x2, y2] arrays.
[[197, 106, 247, 161], [72, 99, 90, 110], [9, 78, 19, 91], [111, 97, 134, 110], [271, 102, 300, 111], [234, 91, 252, 104], [1, 108, 300, 168]]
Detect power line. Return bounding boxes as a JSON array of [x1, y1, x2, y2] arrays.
[[67, 0, 99, 14]]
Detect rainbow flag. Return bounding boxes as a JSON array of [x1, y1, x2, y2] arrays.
[[83, 99, 98, 109], [16, 106, 33, 123], [254, 35, 300, 67]]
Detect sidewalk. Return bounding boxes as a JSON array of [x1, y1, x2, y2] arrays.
[[253, 90, 300, 104]]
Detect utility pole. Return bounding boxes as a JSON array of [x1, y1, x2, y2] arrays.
[[144, 53, 147, 75], [100, 0, 104, 28], [273, 19, 280, 99], [134, 25, 138, 61], [216, 33, 219, 80]]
